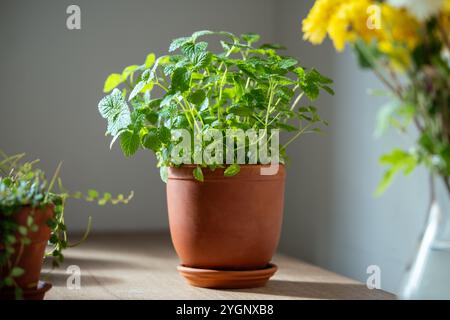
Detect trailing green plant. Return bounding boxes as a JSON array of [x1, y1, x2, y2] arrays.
[[98, 30, 334, 181], [0, 151, 132, 298]]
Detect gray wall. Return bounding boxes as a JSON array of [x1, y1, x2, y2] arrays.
[[0, 0, 429, 294]]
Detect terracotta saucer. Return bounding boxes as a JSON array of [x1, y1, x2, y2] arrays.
[[0, 281, 52, 300], [177, 263, 278, 289]]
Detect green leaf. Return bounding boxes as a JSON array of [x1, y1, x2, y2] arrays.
[[26, 215, 34, 227], [143, 129, 161, 152], [169, 36, 191, 52], [98, 192, 112, 206], [278, 123, 298, 132], [320, 85, 335, 95], [87, 189, 99, 200], [192, 51, 212, 69], [224, 164, 240, 177], [122, 65, 139, 81], [353, 40, 379, 69], [120, 130, 140, 157], [181, 42, 208, 60], [103, 73, 123, 93], [188, 90, 206, 105], [129, 81, 146, 101], [158, 126, 172, 145], [241, 33, 260, 44], [375, 149, 417, 196], [145, 53, 156, 68], [278, 57, 298, 69], [18, 226, 27, 236], [191, 30, 213, 41], [228, 105, 253, 117], [98, 89, 131, 136], [160, 166, 168, 183], [15, 287, 23, 300], [171, 67, 191, 92], [3, 277, 13, 286], [11, 267, 25, 278], [193, 166, 204, 182]]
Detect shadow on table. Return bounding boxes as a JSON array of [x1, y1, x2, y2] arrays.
[[230, 280, 393, 300], [51, 256, 147, 270], [41, 270, 124, 287]]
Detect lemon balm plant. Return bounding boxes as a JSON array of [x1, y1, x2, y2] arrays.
[[98, 31, 334, 289], [0, 152, 132, 299], [98, 31, 333, 181], [303, 0, 450, 298]]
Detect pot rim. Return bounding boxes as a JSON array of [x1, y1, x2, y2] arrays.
[[168, 163, 286, 181]]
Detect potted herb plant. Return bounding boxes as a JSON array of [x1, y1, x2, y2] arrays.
[[0, 152, 132, 299], [302, 0, 450, 298], [98, 30, 333, 288]]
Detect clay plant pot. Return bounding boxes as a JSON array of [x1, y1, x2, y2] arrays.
[[167, 164, 285, 288], [0, 205, 53, 296]]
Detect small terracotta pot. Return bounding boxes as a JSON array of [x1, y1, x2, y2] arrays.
[[0, 206, 53, 290], [167, 164, 285, 271]]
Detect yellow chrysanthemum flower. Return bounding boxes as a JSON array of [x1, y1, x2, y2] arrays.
[[376, 4, 421, 70], [327, 0, 378, 51], [302, 0, 346, 45], [380, 4, 421, 50], [444, 0, 450, 12]]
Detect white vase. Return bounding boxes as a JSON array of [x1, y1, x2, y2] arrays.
[[399, 175, 450, 299]]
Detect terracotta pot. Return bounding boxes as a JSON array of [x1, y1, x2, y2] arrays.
[[167, 164, 285, 270], [0, 205, 53, 290]]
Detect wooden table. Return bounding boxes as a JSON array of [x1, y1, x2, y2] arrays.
[[43, 232, 395, 300]]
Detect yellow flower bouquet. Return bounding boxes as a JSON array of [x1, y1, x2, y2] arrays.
[[303, 0, 450, 195]]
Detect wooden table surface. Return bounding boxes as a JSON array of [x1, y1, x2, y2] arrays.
[[42, 232, 395, 300]]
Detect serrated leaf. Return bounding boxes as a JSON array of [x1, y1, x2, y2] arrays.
[[169, 36, 191, 52], [143, 129, 161, 152], [158, 126, 172, 145], [171, 67, 191, 92], [120, 130, 140, 157], [129, 81, 146, 101], [278, 57, 298, 69], [192, 51, 212, 70], [188, 90, 206, 105], [181, 41, 208, 60], [300, 82, 319, 100], [103, 73, 122, 93], [192, 30, 213, 41], [98, 89, 131, 136]]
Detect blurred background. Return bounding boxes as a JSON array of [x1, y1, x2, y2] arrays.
[[0, 0, 428, 294]]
